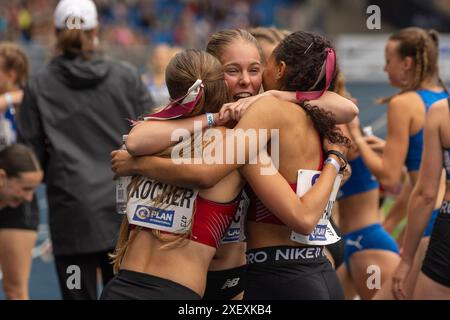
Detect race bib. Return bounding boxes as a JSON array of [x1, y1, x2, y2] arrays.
[[126, 177, 199, 234], [221, 190, 250, 244], [290, 169, 342, 245], [444, 150, 450, 175]]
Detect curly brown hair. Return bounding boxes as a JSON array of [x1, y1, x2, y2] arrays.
[[273, 31, 350, 146]]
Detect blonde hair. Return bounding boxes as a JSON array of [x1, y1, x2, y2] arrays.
[[249, 27, 290, 45], [110, 50, 230, 273], [206, 29, 263, 64], [0, 42, 29, 88], [379, 27, 446, 104]]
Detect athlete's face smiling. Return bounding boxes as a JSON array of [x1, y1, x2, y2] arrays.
[[384, 40, 413, 89], [221, 39, 262, 101]]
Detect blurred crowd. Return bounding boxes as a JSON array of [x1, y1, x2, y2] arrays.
[[0, 0, 300, 48]]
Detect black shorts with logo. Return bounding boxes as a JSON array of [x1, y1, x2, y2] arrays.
[[100, 269, 201, 300], [203, 265, 246, 300], [243, 246, 344, 300]]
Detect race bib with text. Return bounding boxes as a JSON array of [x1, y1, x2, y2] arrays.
[[220, 190, 250, 244], [290, 169, 342, 245], [126, 178, 199, 234]]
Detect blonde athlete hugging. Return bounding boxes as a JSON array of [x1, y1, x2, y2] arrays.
[[101, 50, 245, 299], [102, 47, 350, 300], [122, 29, 356, 300], [112, 31, 354, 299]]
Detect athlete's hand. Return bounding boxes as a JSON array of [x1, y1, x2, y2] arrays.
[[111, 149, 136, 178], [392, 259, 412, 300], [219, 93, 267, 122], [213, 111, 232, 127], [340, 163, 352, 185]]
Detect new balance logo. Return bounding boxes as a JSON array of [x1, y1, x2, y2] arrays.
[[346, 235, 363, 250], [221, 277, 240, 289]]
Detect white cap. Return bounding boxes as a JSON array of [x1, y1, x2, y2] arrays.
[[54, 0, 98, 30]]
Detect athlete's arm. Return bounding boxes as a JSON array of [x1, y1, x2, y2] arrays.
[[401, 104, 444, 263], [219, 90, 358, 124], [260, 90, 358, 123], [113, 96, 286, 188], [382, 175, 411, 235], [126, 90, 358, 157], [308, 91, 359, 123], [349, 97, 410, 189], [240, 149, 344, 235], [111, 152, 226, 189], [126, 113, 229, 156], [392, 103, 445, 299]]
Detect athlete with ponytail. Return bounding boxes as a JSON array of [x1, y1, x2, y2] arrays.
[[347, 27, 448, 299], [112, 31, 354, 299], [101, 49, 245, 299], [117, 29, 356, 300]]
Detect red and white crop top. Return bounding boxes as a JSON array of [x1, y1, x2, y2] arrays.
[[126, 178, 240, 248], [188, 195, 241, 247]]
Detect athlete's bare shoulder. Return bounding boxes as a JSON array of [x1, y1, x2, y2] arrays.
[[243, 95, 300, 125], [390, 90, 421, 105], [388, 91, 423, 115]]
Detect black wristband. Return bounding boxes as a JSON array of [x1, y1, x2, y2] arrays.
[[326, 150, 347, 171]]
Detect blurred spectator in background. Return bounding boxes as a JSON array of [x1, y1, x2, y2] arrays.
[[0, 42, 28, 149], [0, 43, 40, 300], [0, 1, 308, 49], [17, 0, 153, 300]]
